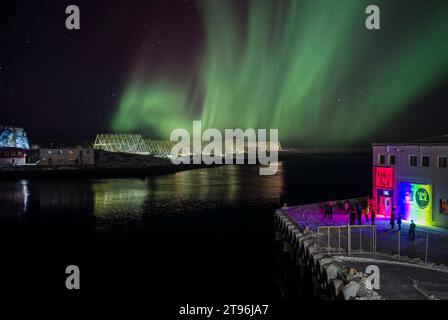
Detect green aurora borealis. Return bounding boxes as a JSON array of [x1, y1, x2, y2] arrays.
[[112, 0, 448, 146]]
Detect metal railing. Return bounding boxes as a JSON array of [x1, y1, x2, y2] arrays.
[[317, 225, 376, 255]]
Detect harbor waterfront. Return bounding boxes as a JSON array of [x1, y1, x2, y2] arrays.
[[3, 0, 448, 310], [0, 154, 370, 299]]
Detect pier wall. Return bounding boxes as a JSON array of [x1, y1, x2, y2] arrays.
[[274, 209, 381, 300]]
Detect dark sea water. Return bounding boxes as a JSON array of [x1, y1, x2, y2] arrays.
[[0, 155, 371, 299]]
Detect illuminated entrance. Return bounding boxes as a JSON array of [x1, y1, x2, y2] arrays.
[[378, 190, 393, 218]]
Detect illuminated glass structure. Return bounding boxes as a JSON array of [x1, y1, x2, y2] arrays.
[[93, 134, 150, 155], [0, 126, 30, 150], [144, 139, 283, 158]]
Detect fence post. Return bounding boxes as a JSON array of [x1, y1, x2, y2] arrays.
[[374, 225, 377, 255], [338, 227, 341, 253], [348, 225, 351, 255], [425, 235, 429, 264], [359, 227, 362, 253], [327, 228, 330, 254], [398, 230, 401, 260]]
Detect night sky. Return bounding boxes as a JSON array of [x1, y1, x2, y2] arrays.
[[1, 0, 448, 146]]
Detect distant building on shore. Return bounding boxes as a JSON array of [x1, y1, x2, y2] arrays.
[[0, 148, 27, 165], [0, 126, 30, 166], [38, 148, 94, 166], [372, 135, 448, 227]]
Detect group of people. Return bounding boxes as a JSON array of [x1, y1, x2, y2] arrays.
[[390, 206, 416, 241], [322, 199, 376, 225], [344, 199, 376, 226], [285, 199, 417, 241], [324, 200, 336, 219]]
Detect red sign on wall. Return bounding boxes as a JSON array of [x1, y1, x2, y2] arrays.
[[374, 166, 394, 189]]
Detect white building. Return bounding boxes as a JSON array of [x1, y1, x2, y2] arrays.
[[0, 148, 27, 165], [39, 148, 94, 166], [372, 136, 448, 227]]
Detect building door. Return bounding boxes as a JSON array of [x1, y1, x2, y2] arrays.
[[379, 195, 392, 217]]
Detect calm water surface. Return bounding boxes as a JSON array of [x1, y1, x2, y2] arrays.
[[0, 155, 370, 299]]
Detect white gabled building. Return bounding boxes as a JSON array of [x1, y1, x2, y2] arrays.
[[38, 148, 94, 166], [372, 135, 448, 227], [0, 148, 27, 165]]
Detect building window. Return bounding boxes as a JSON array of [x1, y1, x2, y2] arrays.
[[409, 155, 418, 167], [379, 154, 386, 165], [422, 156, 430, 167], [438, 156, 447, 168], [440, 199, 448, 214], [389, 155, 396, 166]]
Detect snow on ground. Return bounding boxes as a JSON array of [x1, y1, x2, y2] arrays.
[[334, 255, 448, 300]]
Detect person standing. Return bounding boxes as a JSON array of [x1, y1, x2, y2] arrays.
[[324, 202, 330, 219], [397, 212, 402, 231], [371, 208, 375, 225], [349, 208, 356, 225], [344, 200, 350, 215], [356, 204, 363, 225], [328, 200, 334, 219], [390, 206, 396, 230], [365, 204, 370, 222], [409, 220, 416, 241]]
